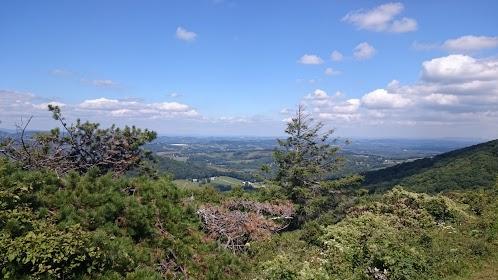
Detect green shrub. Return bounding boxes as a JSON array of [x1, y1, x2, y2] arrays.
[[0, 224, 102, 279]]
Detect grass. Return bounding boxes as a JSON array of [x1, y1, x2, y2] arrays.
[[211, 176, 245, 186], [447, 253, 498, 280], [174, 176, 264, 190], [173, 179, 201, 190]]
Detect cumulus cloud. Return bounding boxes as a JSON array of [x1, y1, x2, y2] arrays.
[[0, 91, 67, 122], [361, 89, 412, 109], [298, 54, 324, 65], [154, 102, 190, 112], [442, 35, 498, 52], [0, 91, 286, 137], [342, 2, 417, 33], [369, 55, 498, 120], [0, 91, 202, 127], [79, 98, 127, 110], [332, 99, 361, 114], [176, 26, 197, 42], [353, 42, 376, 60], [296, 54, 498, 138], [298, 89, 361, 122], [305, 89, 329, 101], [423, 94, 459, 106], [78, 98, 199, 118], [390, 17, 417, 33], [330, 50, 343, 61], [325, 67, 341, 76], [421, 54, 498, 83], [414, 35, 498, 53], [32, 101, 66, 110]]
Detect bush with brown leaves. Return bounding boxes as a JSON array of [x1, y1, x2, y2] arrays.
[[197, 199, 294, 252]]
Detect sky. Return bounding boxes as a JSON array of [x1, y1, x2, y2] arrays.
[[1, 0, 498, 138]]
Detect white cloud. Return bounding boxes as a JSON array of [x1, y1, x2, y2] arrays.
[[442, 35, 498, 52], [280, 108, 290, 114], [421, 54, 498, 83], [330, 50, 343, 61], [109, 109, 133, 117], [154, 102, 190, 112], [0, 91, 288, 137], [423, 94, 459, 106], [0, 91, 35, 114], [333, 99, 361, 114], [390, 17, 417, 33], [361, 89, 412, 109], [298, 54, 324, 65], [169, 92, 180, 98], [414, 35, 498, 54], [324, 67, 341, 76], [306, 89, 329, 100], [78, 98, 200, 118], [0, 91, 67, 122], [32, 101, 66, 110], [294, 57, 498, 136], [176, 26, 197, 42], [342, 2, 417, 33], [353, 42, 376, 60], [327, 54, 498, 134], [79, 98, 123, 110], [299, 89, 361, 122]]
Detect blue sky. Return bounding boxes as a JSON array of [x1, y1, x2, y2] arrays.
[[1, 1, 498, 138]]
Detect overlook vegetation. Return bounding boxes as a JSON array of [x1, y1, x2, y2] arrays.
[[1, 107, 498, 279]]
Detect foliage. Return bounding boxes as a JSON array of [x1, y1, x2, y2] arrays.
[[0, 106, 156, 176], [363, 140, 498, 192], [250, 187, 498, 280], [0, 159, 246, 279], [2, 107, 498, 280], [272, 105, 344, 204]]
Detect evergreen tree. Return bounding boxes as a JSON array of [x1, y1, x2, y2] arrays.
[[0, 105, 156, 176], [273, 105, 343, 204]]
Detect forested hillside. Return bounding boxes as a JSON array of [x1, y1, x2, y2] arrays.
[[1, 107, 498, 279], [362, 140, 498, 192]]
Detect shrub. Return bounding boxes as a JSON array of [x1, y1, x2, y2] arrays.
[[0, 223, 102, 279]]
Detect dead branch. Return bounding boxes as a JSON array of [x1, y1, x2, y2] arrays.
[[197, 199, 294, 252]]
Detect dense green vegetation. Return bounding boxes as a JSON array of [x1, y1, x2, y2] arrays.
[[0, 159, 246, 279], [156, 157, 222, 179], [363, 140, 498, 192], [249, 186, 498, 280], [155, 157, 255, 181], [1, 108, 498, 279], [2, 159, 497, 279]]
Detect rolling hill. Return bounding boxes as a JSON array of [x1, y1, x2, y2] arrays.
[[362, 139, 498, 192]]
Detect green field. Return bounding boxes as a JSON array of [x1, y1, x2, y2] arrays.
[[211, 176, 245, 186], [173, 179, 201, 190], [173, 176, 263, 190]]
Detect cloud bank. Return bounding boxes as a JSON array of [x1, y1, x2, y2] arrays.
[[293, 54, 498, 138]]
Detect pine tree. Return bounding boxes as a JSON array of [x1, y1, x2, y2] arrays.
[[273, 105, 343, 204], [0, 105, 156, 176]]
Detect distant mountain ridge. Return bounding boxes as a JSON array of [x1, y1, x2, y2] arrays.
[[362, 139, 498, 192]]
